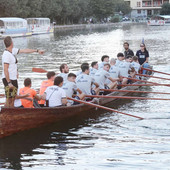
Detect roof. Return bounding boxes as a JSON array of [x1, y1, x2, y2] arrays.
[[158, 15, 170, 19], [0, 17, 27, 22], [26, 18, 50, 20]]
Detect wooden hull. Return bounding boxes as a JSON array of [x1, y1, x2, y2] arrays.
[[0, 80, 148, 139]]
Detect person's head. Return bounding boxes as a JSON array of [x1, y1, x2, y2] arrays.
[[123, 42, 129, 50], [103, 63, 111, 72], [117, 53, 125, 61], [81, 63, 89, 70], [24, 78, 32, 87], [82, 65, 90, 74], [132, 56, 139, 62], [60, 64, 69, 73], [4, 36, 13, 48], [68, 73, 76, 82], [101, 55, 109, 62], [126, 55, 133, 63], [47, 71, 56, 81], [54, 76, 63, 87], [110, 58, 116, 65], [140, 43, 146, 51], [91, 61, 98, 69]]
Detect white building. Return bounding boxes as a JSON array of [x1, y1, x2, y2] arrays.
[[124, 0, 170, 18]]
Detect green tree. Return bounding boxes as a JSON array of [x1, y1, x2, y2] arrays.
[[160, 3, 170, 15], [114, 0, 131, 15]]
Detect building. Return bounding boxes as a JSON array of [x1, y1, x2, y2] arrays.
[[124, 0, 170, 18]]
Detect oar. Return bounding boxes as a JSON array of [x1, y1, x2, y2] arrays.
[[136, 73, 170, 81], [67, 97, 143, 120], [122, 76, 158, 85], [142, 68, 170, 76], [85, 95, 170, 101], [119, 84, 170, 87], [32, 68, 48, 73], [100, 89, 170, 95]]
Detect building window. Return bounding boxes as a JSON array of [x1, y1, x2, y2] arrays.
[[137, 10, 141, 14], [137, 2, 141, 7]]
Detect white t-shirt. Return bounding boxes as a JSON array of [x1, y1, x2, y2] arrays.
[[62, 81, 78, 104], [118, 61, 131, 77], [45, 85, 66, 107], [115, 59, 121, 67], [89, 68, 98, 78], [131, 61, 140, 73], [98, 62, 108, 70], [94, 69, 110, 89], [76, 70, 82, 77], [57, 73, 68, 82], [2, 48, 19, 80], [14, 88, 22, 107], [76, 73, 95, 95]]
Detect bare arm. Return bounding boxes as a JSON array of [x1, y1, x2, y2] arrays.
[[15, 93, 30, 99], [34, 94, 42, 101], [77, 88, 82, 94], [93, 82, 99, 88], [62, 98, 68, 105], [4, 63, 13, 88], [19, 49, 45, 54], [108, 77, 119, 82]]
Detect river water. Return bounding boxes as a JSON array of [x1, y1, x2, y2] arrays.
[[0, 23, 170, 170]]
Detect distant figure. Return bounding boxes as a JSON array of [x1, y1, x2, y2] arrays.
[[20, 78, 41, 108], [123, 42, 134, 58], [42, 76, 67, 107], [89, 61, 98, 78], [39, 71, 56, 107], [2, 36, 44, 107], [136, 43, 149, 74], [57, 64, 69, 82], [98, 55, 109, 70]]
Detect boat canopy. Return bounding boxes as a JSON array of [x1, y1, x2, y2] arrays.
[[158, 15, 170, 19]]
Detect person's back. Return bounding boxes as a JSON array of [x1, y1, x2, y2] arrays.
[[131, 56, 140, 73], [89, 61, 98, 78]]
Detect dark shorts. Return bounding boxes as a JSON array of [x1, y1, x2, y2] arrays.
[[91, 89, 96, 95], [2, 78, 18, 98], [73, 96, 80, 105]]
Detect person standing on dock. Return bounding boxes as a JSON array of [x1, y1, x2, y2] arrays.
[[123, 42, 134, 59], [2, 36, 45, 107]]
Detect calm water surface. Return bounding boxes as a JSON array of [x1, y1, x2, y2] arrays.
[[0, 23, 170, 170]]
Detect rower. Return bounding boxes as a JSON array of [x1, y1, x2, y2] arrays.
[[98, 55, 109, 70], [42, 76, 67, 107], [131, 56, 141, 74], [76, 63, 89, 76], [94, 63, 118, 94], [76, 65, 99, 96], [62, 73, 85, 106], [115, 52, 125, 67], [39, 71, 56, 107], [90, 61, 98, 78], [123, 42, 134, 59], [20, 78, 41, 108], [57, 64, 69, 82]]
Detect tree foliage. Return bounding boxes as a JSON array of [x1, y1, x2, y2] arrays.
[[0, 0, 131, 24], [160, 3, 170, 15]]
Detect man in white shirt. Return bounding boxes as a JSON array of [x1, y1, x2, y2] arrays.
[[131, 56, 141, 74], [62, 73, 85, 105], [76, 65, 99, 96], [94, 64, 118, 94], [89, 61, 98, 78], [42, 76, 67, 107], [76, 63, 89, 76], [57, 64, 69, 82], [115, 53, 125, 67], [98, 55, 109, 70], [2, 36, 44, 107]]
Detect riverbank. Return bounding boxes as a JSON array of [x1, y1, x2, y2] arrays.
[[54, 22, 147, 31]]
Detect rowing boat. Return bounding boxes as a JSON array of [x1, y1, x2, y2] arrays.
[[0, 71, 152, 139]]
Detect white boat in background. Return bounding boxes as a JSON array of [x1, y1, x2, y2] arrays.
[[147, 19, 165, 26], [27, 18, 54, 35], [157, 15, 170, 25], [0, 17, 32, 38]]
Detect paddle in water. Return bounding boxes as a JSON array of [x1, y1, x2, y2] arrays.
[[32, 68, 48, 73]]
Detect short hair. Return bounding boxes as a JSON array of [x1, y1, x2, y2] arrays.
[[104, 63, 111, 68], [24, 78, 31, 87], [124, 42, 129, 46], [68, 73, 76, 78], [126, 55, 132, 59], [117, 53, 124, 58], [60, 64, 67, 73], [4, 36, 12, 48], [110, 58, 116, 63], [133, 56, 138, 61], [91, 61, 98, 67], [54, 76, 63, 86], [47, 71, 56, 79], [82, 65, 89, 72], [101, 55, 109, 62], [81, 63, 89, 69]]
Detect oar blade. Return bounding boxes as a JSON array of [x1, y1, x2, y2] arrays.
[[32, 68, 48, 73]]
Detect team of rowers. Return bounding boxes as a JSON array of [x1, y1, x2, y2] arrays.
[[1, 36, 150, 108]]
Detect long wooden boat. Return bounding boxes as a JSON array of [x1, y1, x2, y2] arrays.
[[0, 72, 152, 139]]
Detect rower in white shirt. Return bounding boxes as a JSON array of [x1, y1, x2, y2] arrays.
[[76, 65, 99, 96], [98, 55, 109, 70], [76, 63, 89, 76], [62, 73, 85, 105], [42, 76, 67, 107], [57, 64, 69, 82], [131, 56, 141, 74], [115, 53, 125, 67], [94, 64, 119, 94], [90, 61, 98, 78]]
